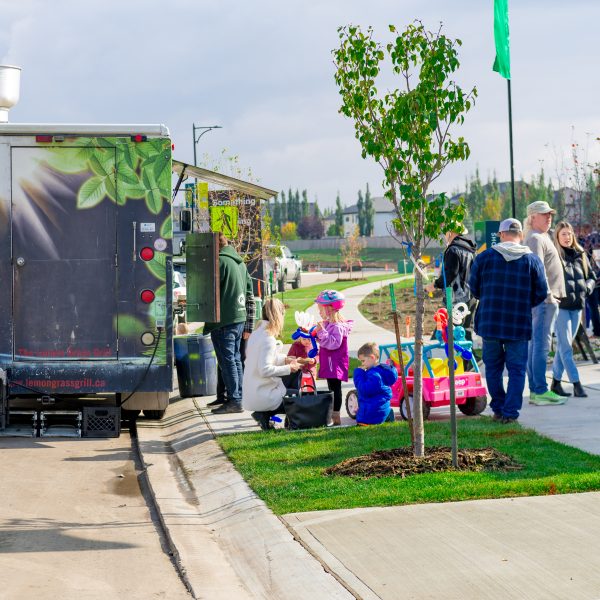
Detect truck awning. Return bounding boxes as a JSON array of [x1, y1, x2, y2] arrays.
[[172, 160, 277, 201]]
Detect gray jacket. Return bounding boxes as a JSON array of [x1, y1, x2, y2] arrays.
[[524, 230, 566, 301]]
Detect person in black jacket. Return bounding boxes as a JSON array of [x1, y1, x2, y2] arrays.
[[425, 227, 477, 339], [551, 222, 596, 398]]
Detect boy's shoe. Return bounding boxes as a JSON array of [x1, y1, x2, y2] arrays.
[[529, 392, 536, 400], [492, 413, 503, 421], [502, 417, 518, 425]]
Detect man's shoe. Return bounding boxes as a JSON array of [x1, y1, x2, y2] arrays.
[[573, 382, 588, 397], [502, 417, 518, 425], [207, 398, 226, 407], [211, 402, 243, 414], [551, 378, 571, 397], [537, 390, 567, 403]]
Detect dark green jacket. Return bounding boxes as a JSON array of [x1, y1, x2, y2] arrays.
[[204, 246, 252, 334]]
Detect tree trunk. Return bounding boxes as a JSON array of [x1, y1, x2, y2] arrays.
[[412, 248, 425, 457]]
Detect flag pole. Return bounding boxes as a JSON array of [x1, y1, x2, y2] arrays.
[[507, 78, 516, 218]]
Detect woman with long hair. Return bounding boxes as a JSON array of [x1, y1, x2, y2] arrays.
[[551, 221, 596, 398], [242, 298, 300, 429]]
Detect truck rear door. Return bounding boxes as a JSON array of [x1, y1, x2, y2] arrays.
[[11, 146, 118, 361]]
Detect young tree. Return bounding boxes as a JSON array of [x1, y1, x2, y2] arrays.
[[341, 226, 365, 279], [313, 195, 322, 218], [334, 21, 476, 456], [357, 189, 365, 235], [364, 183, 375, 236], [334, 192, 344, 236]]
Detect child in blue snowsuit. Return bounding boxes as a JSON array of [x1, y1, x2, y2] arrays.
[[353, 342, 398, 425]]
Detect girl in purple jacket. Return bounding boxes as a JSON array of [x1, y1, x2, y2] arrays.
[[314, 290, 354, 426]]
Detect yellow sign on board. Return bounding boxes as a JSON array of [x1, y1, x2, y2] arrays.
[[210, 206, 239, 237], [196, 182, 209, 210]]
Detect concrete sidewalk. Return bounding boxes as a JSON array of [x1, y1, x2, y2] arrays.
[[138, 276, 600, 599]]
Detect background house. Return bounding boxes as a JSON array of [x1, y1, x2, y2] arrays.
[[342, 197, 395, 237]]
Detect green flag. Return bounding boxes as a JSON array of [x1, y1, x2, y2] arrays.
[[493, 0, 511, 79]]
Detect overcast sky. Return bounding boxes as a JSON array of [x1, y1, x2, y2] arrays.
[[1, 0, 598, 208]]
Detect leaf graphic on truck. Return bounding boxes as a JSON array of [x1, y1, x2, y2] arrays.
[[145, 251, 167, 280], [77, 176, 108, 209]]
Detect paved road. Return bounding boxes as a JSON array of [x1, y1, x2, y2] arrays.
[[0, 433, 190, 600]]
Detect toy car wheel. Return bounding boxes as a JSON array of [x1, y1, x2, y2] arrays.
[[399, 395, 431, 421], [458, 395, 487, 416], [345, 389, 358, 420]]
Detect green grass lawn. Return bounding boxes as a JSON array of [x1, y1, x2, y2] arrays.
[[218, 418, 600, 515], [276, 274, 404, 343]]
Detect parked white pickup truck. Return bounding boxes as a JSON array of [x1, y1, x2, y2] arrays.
[[264, 245, 302, 293]]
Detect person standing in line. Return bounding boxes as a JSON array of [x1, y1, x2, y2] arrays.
[[523, 201, 567, 405], [425, 225, 477, 341], [208, 283, 255, 408], [314, 290, 354, 426], [583, 231, 600, 338], [469, 218, 548, 423], [550, 221, 595, 398], [204, 233, 254, 414]]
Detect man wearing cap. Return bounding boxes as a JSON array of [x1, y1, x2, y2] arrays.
[[469, 218, 548, 423], [524, 201, 567, 405]]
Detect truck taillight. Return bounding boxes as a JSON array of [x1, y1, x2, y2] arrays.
[[140, 290, 155, 304], [36, 135, 53, 143], [140, 247, 154, 261], [131, 134, 147, 142]]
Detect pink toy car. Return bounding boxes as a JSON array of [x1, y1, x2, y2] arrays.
[[345, 342, 488, 421]]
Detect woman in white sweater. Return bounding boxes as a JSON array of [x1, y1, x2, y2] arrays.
[[242, 298, 300, 430]]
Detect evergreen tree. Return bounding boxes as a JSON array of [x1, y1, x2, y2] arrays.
[[356, 189, 365, 235], [335, 192, 344, 236], [313, 195, 322, 218], [272, 196, 281, 228], [294, 189, 301, 222], [280, 189, 287, 223], [364, 183, 374, 236], [301, 189, 309, 217], [288, 187, 294, 222]]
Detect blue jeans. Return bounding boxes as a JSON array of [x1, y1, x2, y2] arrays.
[[527, 302, 558, 394], [552, 308, 582, 383], [211, 322, 244, 405], [483, 338, 529, 419]]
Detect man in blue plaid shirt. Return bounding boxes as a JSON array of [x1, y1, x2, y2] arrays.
[[469, 218, 548, 423]]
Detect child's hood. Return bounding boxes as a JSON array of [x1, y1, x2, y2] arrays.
[[326, 319, 354, 336]]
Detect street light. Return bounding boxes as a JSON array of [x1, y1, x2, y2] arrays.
[[192, 124, 222, 166]]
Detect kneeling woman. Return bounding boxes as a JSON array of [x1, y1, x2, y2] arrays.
[[242, 298, 300, 430]]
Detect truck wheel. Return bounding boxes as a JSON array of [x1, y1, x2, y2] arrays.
[[278, 274, 287, 292], [345, 389, 358, 420], [291, 272, 301, 289], [399, 395, 431, 421], [144, 409, 166, 420], [458, 396, 487, 416]]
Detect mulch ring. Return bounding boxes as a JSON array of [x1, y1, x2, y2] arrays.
[[324, 446, 522, 479]]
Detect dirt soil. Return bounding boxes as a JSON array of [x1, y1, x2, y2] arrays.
[[324, 446, 522, 479], [359, 284, 442, 335]]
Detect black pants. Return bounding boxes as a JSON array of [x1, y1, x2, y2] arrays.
[[217, 337, 247, 401], [327, 378, 343, 411]]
